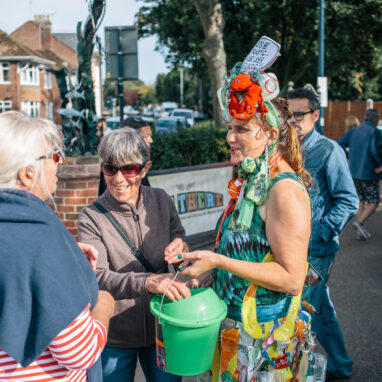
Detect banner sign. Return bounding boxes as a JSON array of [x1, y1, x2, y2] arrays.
[[148, 163, 233, 236]]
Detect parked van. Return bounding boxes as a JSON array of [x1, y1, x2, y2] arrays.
[[160, 102, 178, 118]]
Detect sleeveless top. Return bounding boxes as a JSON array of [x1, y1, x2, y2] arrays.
[[214, 172, 306, 321]]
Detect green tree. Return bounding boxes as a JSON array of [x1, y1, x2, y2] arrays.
[[137, 0, 382, 101]]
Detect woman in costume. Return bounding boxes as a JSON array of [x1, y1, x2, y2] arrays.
[[78, 127, 192, 382], [0, 111, 114, 381], [166, 40, 313, 380]]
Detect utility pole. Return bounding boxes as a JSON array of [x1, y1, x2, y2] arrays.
[[180, 68, 184, 107]]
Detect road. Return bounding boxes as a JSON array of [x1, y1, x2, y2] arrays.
[[135, 200, 382, 381]]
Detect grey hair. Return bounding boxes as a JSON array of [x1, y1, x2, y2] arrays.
[[0, 111, 63, 193], [98, 127, 150, 165], [364, 109, 380, 124]]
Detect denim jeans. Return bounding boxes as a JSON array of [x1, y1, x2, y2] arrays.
[[303, 254, 353, 378], [101, 345, 182, 382]]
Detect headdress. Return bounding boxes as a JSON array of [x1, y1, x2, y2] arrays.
[[218, 36, 282, 232]]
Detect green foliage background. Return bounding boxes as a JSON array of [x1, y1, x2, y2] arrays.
[[150, 121, 230, 170]]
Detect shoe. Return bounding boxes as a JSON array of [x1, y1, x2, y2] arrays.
[[326, 369, 351, 381], [352, 220, 371, 240]]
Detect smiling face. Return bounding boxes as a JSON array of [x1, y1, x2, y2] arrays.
[[104, 162, 150, 205], [227, 117, 272, 165]]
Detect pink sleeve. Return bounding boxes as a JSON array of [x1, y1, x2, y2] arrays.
[[48, 304, 107, 370]]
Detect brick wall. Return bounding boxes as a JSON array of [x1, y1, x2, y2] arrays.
[[52, 156, 100, 240]]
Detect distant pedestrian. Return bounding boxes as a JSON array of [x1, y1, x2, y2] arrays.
[[288, 88, 359, 380], [344, 115, 360, 133], [337, 108, 382, 240]]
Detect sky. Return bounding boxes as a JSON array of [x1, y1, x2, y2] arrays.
[[0, 0, 170, 84]]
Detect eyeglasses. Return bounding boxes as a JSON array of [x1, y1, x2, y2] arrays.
[[291, 110, 315, 121], [36, 149, 62, 164], [101, 162, 146, 178]]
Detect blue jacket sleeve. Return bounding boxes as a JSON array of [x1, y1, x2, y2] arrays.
[[320, 144, 359, 241], [371, 129, 382, 167], [337, 130, 350, 150]]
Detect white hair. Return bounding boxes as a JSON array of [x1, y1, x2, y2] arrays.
[[0, 111, 63, 194], [98, 127, 150, 165]]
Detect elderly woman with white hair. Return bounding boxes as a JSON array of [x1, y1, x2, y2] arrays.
[[0, 111, 114, 381], [78, 127, 191, 382]]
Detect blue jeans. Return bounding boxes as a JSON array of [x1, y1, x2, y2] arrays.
[[101, 345, 182, 382], [303, 254, 353, 378]]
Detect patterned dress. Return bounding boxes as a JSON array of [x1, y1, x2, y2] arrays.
[[211, 172, 313, 381]]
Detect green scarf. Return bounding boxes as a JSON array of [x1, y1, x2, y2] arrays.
[[228, 101, 279, 233], [228, 155, 270, 232]]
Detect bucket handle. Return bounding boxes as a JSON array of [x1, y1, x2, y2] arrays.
[[158, 268, 181, 325]]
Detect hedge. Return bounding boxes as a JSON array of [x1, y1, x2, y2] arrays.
[[150, 120, 230, 170]]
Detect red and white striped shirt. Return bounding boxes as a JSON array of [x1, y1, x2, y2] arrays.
[[0, 304, 106, 381]]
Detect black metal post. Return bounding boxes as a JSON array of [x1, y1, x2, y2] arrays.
[[117, 28, 124, 124]]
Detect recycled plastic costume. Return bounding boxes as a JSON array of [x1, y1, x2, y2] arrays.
[[209, 37, 318, 382]]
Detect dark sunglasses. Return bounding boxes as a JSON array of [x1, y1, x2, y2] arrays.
[[36, 149, 62, 164], [101, 162, 146, 178], [291, 110, 315, 121]]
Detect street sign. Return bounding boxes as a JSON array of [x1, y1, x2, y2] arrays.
[[317, 76, 328, 107], [105, 26, 138, 81]]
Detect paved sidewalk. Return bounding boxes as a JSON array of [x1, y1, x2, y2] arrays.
[[135, 204, 382, 381]]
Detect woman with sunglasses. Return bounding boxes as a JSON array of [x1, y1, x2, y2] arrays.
[[78, 127, 191, 382], [0, 111, 114, 381], [165, 49, 313, 379]]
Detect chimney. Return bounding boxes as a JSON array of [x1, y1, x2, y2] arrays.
[[33, 14, 52, 50]]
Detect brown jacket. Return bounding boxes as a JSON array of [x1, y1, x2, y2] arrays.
[[78, 186, 186, 348]]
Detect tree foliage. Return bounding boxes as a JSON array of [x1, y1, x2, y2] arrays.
[[136, 0, 382, 101]]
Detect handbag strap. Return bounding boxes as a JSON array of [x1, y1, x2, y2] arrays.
[[93, 201, 157, 273]]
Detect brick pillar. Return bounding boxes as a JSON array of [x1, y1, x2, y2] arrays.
[[52, 156, 100, 240]]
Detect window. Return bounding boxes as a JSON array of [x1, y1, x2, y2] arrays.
[[0, 100, 12, 113], [19, 64, 40, 86], [44, 71, 52, 89], [21, 101, 40, 117], [45, 102, 54, 120], [0, 63, 11, 83]]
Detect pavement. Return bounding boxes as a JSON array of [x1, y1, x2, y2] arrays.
[[134, 200, 382, 381]]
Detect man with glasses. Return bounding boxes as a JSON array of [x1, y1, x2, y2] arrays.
[[288, 88, 358, 381]]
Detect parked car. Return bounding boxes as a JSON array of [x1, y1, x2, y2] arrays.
[[168, 108, 195, 127], [155, 117, 187, 134], [123, 105, 140, 116], [105, 117, 121, 131], [160, 102, 178, 118]]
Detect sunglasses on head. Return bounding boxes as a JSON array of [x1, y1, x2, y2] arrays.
[[36, 149, 62, 164], [101, 162, 146, 177]]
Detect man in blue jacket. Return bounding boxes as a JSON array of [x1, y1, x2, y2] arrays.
[[337, 109, 382, 240], [288, 88, 359, 380]]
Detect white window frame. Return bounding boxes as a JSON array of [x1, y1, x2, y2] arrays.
[[44, 70, 53, 89], [0, 62, 11, 84], [45, 101, 54, 120], [0, 100, 12, 113], [21, 101, 40, 117], [19, 64, 40, 86]]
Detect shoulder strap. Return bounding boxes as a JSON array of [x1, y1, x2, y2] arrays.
[[93, 201, 157, 273]]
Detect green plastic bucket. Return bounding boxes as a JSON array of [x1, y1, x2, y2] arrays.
[[150, 287, 227, 376]]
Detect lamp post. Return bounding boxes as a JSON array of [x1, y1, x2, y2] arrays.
[[317, 0, 326, 135]]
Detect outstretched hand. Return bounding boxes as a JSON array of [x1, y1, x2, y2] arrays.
[[77, 242, 98, 271], [164, 250, 220, 278]]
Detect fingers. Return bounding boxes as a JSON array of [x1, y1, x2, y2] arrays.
[[145, 274, 191, 300], [164, 238, 183, 256], [186, 278, 199, 289]]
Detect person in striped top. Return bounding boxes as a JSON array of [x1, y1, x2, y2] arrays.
[[0, 112, 114, 381]]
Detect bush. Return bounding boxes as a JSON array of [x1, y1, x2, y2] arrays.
[[150, 120, 230, 170]]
